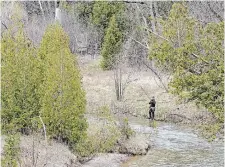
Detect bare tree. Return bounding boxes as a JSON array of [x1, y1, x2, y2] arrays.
[[188, 1, 224, 23]]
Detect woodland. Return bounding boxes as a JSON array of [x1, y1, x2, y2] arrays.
[[1, 1, 224, 167]]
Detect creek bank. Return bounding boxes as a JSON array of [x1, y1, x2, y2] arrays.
[[86, 115, 151, 155], [116, 134, 151, 155], [1, 135, 78, 167], [77, 116, 151, 166], [80, 153, 128, 167], [78, 134, 151, 167]]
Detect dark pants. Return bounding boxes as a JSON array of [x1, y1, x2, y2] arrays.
[[149, 107, 155, 120]]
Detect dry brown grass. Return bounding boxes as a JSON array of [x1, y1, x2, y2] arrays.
[[78, 55, 214, 125], [1, 134, 78, 167], [19, 135, 77, 167]]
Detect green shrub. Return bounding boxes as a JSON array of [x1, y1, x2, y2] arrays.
[[2, 134, 20, 167], [120, 117, 135, 139], [1, 27, 41, 134], [75, 105, 121, 158], [200, 123, 223, 142], [38, 24, 87, 145]]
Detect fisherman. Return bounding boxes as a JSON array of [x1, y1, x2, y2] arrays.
[[149, 96, 156, 120]]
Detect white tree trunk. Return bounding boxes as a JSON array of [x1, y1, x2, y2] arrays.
[[38, 0, 46, 21], [55, 8, 61, 24]]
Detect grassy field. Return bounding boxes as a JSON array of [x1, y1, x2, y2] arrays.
[[78, 55, 214, 126]]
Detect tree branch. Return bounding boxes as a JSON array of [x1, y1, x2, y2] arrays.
[[140, 86, 151, 100], [144, 27, 170, 42], [191, 53, 209, 64], [143, 61, 169, 92], [207, 2, 223, 22], [129, 35, 149, 49], [1, 22, 8, 29], [145, 27, 210, 64]]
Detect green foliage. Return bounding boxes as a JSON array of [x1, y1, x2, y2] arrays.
[[149, 120, 157, 128], [1, 26, 41, 134], [97, 105, 121, 152], [120, 117, 135, 139], [91, 1, 125, 31], [74, 134, 97, 158], [98, 105, 113, 121], [75, 2, 95, 26], [2, 22, 87, 147], [72, 1, 126, 32], [200, 123, 223, 142], [100, 15, 123, 70], [75, 105, 120, 158], [149, 3, 224, 123], [155, 1, 175, 19], [38, 24, 87, 145], [75, 125, 120, 158], [2, 134, 20, 167]]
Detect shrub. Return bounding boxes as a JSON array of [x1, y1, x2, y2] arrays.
[[1, 27, 41, 134], [38, 24, 88, 145], [2, 134, 20, 167]]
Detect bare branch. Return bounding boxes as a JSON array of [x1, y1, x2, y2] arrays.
[[191, 53, 209, 64], [206, 2, 224, 21], [144, 27, 170, 42], [140, 86, 151, 100], [143, 61, 169, 92], [1, 22, 8, 29], [153, 75, 165, 90], [128, 35, 149, 49]]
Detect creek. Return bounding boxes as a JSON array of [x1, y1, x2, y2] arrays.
[[122, 116, 224, 167]]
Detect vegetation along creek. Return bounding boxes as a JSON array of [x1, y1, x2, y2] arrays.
[[1, 1, 224, 167]]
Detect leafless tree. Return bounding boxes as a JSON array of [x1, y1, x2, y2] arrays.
[[188, 1, 224, 23]]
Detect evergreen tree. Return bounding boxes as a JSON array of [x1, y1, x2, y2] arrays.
[[1, 26, 41, 134], [91, 1, 125, 31], [149, 3, 224, 122], [38, 24, 87, 144], [100, 15, 123, 70]]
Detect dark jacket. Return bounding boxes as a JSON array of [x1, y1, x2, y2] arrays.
[[149, 99, 156, 107]]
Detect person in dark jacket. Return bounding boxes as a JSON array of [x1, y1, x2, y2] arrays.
[[149, 96, 156, 120]]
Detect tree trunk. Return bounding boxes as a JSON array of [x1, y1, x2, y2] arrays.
[[55, 1, 61, 23], [55, 8, 61, 23], [149, 1, 156, 32]]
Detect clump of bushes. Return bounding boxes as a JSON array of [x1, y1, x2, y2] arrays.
[[2, 23, 87, 147], [2, 134, 20, 167], [74, 105, 134, 160]]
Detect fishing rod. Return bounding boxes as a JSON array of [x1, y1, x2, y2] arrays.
[[140, 86, 151, 100]]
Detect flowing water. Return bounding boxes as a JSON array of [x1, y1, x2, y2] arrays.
[[122, 117, 224, 167]]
